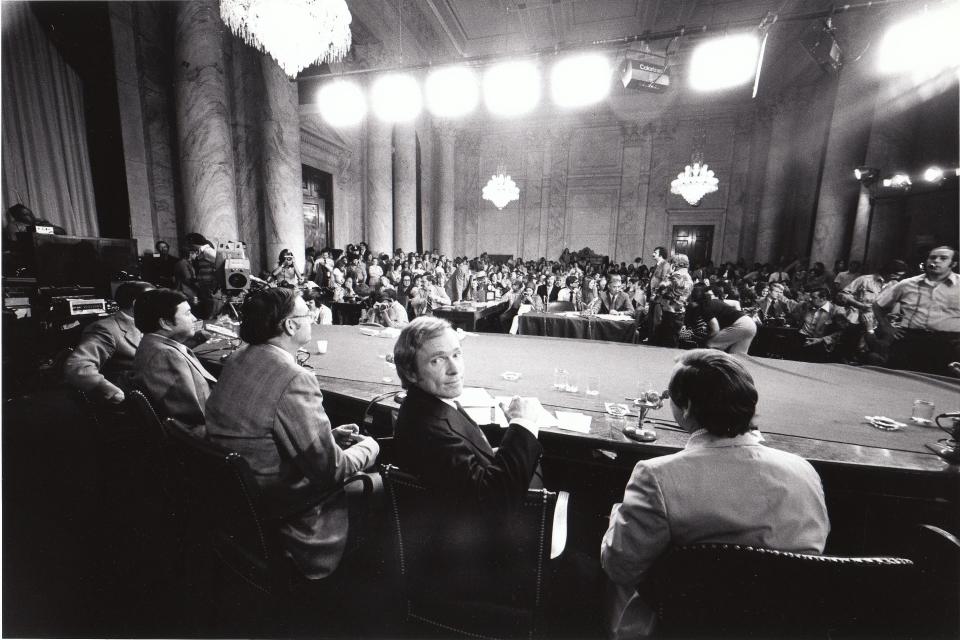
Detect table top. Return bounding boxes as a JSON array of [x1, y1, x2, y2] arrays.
[[197, 325, 960, 476]]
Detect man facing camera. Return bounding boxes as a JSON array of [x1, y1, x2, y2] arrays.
[[130, 289, 216, 430], [393, 316, 542, 507], [205, 288, 379, 581], [64, 281, 154, 404], [602, 349, 829, 638]]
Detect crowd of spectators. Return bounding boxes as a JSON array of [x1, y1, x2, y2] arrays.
[[280, 242, 956, 375]]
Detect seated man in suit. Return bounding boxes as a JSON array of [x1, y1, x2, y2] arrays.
[[599, 275, 633, 315], [64, 281, 154, 404], [601, 349, 829, 638], [537, 274, 561, 304], [206, 288, 379, 581], [130, 289, 216, 432], [394, 316, 542, 508]]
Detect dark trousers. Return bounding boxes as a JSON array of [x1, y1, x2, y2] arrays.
[[887, 330, 960, 376], [652, 309, 683, 348]]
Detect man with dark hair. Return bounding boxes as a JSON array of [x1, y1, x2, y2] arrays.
[[130, 289, 215, 430], [873, 246, 960, 376], [602, 349, 829, 637], [205, 288, 379, 581], [557, 274, 581, 308], [651, 253, 694, 348], [153, 240, 178, 288], [648, 246, 671, 292], [64, 281, 155, 403], [840, 259, 907, 331], [789, 287, 843, 362], [600, 275, 632, 315]]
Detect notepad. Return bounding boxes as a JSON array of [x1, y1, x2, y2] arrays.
[[494, 396, 559, 429], [555, 411, 592, 433]]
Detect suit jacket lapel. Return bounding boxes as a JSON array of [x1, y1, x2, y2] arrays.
[[410, 387, 494, 460], [115, 313, 141, 350]]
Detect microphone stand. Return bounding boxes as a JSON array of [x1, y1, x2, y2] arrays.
[[925, 413, 960, 464]]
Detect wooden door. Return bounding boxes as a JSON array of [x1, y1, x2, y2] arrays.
[[671, 225, 714, 267]]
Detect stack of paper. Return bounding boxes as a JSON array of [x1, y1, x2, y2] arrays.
[[554, 411, 592, 433]]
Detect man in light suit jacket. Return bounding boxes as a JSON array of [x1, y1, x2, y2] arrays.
[[64, 281, 154, 403], [602, 350, 829, 638], [130, 289, 215, 432], [205, 288, 379, 581]]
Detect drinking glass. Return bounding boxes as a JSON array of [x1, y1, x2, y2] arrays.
[[911, 399, 935, 425], [554, 368, 569, 391], [585, 376, 600, 396]]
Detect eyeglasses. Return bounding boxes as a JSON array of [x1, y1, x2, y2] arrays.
[[286, 313, 312, 322]]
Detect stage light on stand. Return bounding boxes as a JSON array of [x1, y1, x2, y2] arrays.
[[882, 173, 912, 189], [551, 53, 612, 108], [854, 166, 880, 184], [689, 33, 761, 91], [317, 80, 366, 126], [483, 60, 541, 117], [425, 66, 479, 118], [370, 73, 422, 122]]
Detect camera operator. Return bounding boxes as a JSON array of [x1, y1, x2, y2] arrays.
[[270, 249, 304, 287], [361, 288, 409, 328]]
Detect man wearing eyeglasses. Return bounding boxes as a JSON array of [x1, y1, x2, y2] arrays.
[[205, 288, 379, 582]]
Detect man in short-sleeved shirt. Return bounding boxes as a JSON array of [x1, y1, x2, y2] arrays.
[[873, 246, 960, 376]]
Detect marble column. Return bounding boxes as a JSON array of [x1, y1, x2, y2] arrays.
[[847, 185, 872, 265], [393, 122, 417, 254], [435, 123, 456, 256], [174, 0, 239, 242], [366, 116, 393, 255], [753, 101, 795, 264], [809, 14, 881, 266], [260, 55, 305, 268]]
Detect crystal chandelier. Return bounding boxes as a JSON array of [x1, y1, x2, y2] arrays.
[[482, 163, 520, 210], [670, 151, 718, 206], [220, 0, 352, 77]]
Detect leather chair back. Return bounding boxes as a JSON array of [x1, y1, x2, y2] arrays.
[[381, 464, 558, 640], [645, 542, 916, 638]]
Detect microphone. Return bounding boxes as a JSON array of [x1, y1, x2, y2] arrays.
[[248, 275, 271, 288]]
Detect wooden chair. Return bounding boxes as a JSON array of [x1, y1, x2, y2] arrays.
[[644, 542, 916, 638], [381, 464, 567, 640], [546, 301, 574, 313]]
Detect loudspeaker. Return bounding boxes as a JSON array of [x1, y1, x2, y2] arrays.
[[223, 258, 251, 291]]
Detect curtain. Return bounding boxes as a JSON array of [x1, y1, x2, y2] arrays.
[[2, 1, 99, 237]]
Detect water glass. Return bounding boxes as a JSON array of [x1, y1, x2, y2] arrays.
[[382, 360, 395, 383], [585, 376, 600, 396], [554, 368, 569, 391], [911, 399, 935, 425]]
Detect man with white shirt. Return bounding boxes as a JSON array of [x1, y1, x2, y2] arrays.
[[873, 245, 960, 376]]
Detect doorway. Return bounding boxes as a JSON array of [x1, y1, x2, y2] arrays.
[[302, 164, 333, 251], [671, 225, 714, 267]]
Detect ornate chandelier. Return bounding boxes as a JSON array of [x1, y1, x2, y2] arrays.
[[220, 0, 352, 77], [482, 163, 520, 210], [670, 151, 718, 206]]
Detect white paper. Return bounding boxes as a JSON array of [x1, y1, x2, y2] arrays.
[[494, 396, 559, 429], [555, 411, 592, 433], [457, 387, 496, 407]]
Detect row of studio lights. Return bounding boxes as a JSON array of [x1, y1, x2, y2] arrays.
[[315, 2, 959, 128]]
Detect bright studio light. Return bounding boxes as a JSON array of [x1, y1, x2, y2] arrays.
[[877, 4, 960, 77], [425, 66, 479, 118], [317, 80, 366, 126], [688, 33, 761, 91], [923, 166, 945, 183], [370, 73, 422, 122], [483, 61, 541, 117], [551, 53, 612, 108]]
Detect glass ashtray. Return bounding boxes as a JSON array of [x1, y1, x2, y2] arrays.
[[501, 371, 522, 381]]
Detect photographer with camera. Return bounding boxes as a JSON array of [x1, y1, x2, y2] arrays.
[[270, 249, 304, 287], [361, 287, 409, 328]]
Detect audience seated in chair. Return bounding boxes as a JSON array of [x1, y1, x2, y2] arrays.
[[205, 287, 379, 582], [129, 289, 215, 433], [601, 349, 829, 638]]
